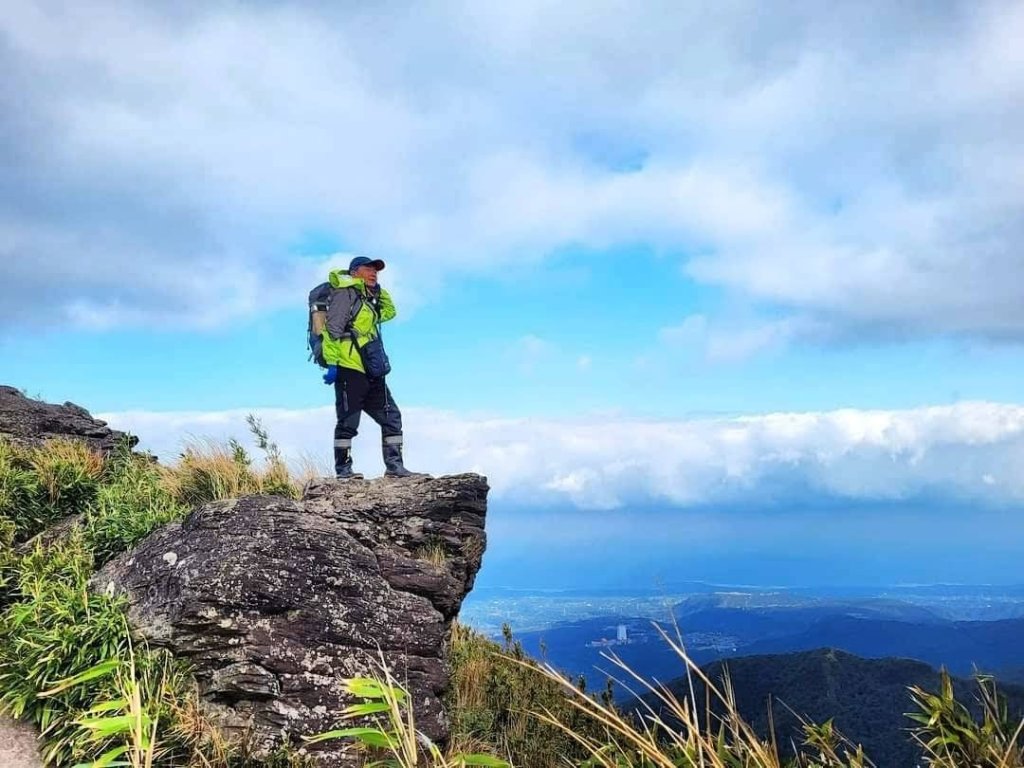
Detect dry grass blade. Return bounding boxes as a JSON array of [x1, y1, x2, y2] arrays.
[[1001, 718, 1024, 768], [508, 654, 693, 768]]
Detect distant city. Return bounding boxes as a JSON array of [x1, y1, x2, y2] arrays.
[[461, 582, 1024, 637], [460, 582, 1024, 696]]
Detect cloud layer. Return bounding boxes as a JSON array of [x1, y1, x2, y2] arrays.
[[100, 400, 1024, 511], [3, 1, 1023, 338]]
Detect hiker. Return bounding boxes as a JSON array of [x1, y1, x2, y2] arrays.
[[318, 256, 423, 479]]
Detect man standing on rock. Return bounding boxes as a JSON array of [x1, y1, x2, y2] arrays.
[[320, 256, 424, 479]]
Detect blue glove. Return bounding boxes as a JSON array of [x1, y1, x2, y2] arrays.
[[323, 365, 338, 385]]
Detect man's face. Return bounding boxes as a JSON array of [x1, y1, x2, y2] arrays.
[[354, 265, 378, 286]]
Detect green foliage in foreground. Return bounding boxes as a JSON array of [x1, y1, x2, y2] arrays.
[[314, 636, 1024, 768], [0, 530, 197, 766], [0, 435, 304, 767], [307, 673, 509, 768], [0, 440, 189, 761], [0, 438, 104, 543], [909, 669, 1024, 767], [82, 443, 186, 567], [448, 623, 612, 766], [0, 438, 184, 559]]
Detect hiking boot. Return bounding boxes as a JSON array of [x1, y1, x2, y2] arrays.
[[334, 444, 364, 480], [382, 438, 427, 478]]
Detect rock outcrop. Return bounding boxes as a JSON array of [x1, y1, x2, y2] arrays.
[[0, 385, 137, 454], [92, 474, 488, 766]]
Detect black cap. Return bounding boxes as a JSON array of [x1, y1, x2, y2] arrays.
[[348, 256, 386, 272]]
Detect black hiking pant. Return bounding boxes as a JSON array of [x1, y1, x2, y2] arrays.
[[333, 366, 404, 449]]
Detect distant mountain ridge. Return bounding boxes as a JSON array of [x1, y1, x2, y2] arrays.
[[741, 615, 1024, 676], [512, 593, 1024, 690], [674, 592, 946, 623]]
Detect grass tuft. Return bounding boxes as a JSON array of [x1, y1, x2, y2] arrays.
[[0, 438, 104, 542], [448, 622, 604, 766], [160, 437, 300, 509], [417, 537, 449, 567]]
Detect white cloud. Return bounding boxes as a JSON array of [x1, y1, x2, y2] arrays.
[[2, 1, 1022, 339], [659, 314, 827, 363], [99, 400, 1024, 511], [508, 334, 555, 374]]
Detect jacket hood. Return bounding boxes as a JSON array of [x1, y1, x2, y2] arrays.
[[328, 270, 364, 291]]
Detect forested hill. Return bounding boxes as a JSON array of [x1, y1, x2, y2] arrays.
[[643, 648, 1024, 768]]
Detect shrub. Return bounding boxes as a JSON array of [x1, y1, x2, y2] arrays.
[[40, 643, 202, 768], [83, 448, 186, 567], [30, 438, 105, 516], [0, 439, 44, 539], [0, 517, 17, 603], [448, 622, 608, 766], [0, 531, 214, 767], [0, 532, 136, 765], [0, 438, 104, 543]]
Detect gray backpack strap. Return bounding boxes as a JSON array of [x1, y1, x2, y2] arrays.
[[326, 286, 362, 341], [344, 289, 364, 341]]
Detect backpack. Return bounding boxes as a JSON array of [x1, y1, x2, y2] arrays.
[[307, 282, 332, 368], [307, 282, 391, 378]]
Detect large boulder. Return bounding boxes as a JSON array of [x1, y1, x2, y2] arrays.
[[0, 385, 137, 454], [92, 474, 488, 766]]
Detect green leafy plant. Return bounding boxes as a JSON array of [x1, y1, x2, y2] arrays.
[[30, 438, 105, 520], [0, 438, 44, 539], [306, 659, 510, 768], [246, 414, 298, 499], [0, 516, 18, 601], [40, 638, 176, 768], [0, 532, 134, 765], [908, 669, 1024, 767], [0, 531, 198, 767]]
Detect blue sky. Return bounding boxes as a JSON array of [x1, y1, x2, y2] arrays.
[[2, 0, 1024, 587]]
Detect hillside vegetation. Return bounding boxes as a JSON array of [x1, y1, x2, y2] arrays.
[[645, 648, 1024, 767], [1, 434, 1022, 767]]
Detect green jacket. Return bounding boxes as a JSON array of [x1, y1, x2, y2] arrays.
[[321, 270, 396, 373]]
